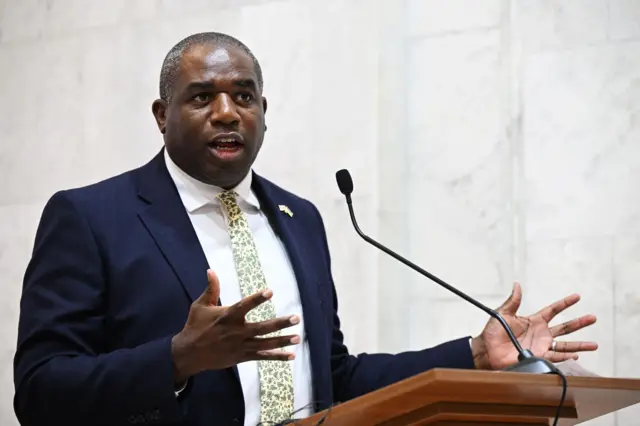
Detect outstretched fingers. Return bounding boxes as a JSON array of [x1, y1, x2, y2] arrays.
[[536, 293, 581, 323]]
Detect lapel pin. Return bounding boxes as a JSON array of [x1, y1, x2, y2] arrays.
[[278, 205, 293, 217]]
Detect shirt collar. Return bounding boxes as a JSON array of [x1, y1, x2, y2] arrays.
[[164, 149, 260, 213]]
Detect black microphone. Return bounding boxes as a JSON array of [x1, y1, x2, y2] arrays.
[[335, 168, 557, 374]]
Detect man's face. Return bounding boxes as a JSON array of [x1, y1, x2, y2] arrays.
[[152, 43, 267, 189]]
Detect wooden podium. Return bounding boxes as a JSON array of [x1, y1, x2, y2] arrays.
[[293, 369, 640, 425]]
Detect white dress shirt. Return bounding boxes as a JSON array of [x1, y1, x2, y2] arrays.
[[164, 150, 313, 424]]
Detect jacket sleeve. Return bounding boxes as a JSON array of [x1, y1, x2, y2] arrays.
[[308, 204, 476, 403], [13, 191, 183, 426]]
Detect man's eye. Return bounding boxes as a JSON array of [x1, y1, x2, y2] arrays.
[[238, 92, 254, 103], [194, 94, 210, 103]]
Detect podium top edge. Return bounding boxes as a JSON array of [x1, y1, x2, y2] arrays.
[[426, 368, 640, 390]]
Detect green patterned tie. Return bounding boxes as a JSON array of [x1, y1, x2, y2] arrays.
[[217, 190, 294, 424]]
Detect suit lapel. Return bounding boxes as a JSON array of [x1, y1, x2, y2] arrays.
[[135, 151, 210, 303], [135, 152, 245, 386], [252, 174, 328, 408]]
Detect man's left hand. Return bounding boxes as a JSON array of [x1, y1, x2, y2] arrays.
[[471, 283, 598, 370]]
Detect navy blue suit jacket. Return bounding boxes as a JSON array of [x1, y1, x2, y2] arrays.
[[14, 151, 475, 426]]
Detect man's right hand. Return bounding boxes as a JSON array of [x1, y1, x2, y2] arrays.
[[170, 269, 300, 385]]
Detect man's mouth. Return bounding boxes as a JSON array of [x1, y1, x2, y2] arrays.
[[207, 134, 244, 160], [208, 138, 242, 151]]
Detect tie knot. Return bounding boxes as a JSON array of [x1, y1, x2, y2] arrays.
[[217, 190, 238, 207]]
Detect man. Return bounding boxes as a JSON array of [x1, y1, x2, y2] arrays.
[[13, 32, 597, 426]]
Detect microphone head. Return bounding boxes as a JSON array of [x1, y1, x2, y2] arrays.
[[335, 169, 354, 195]]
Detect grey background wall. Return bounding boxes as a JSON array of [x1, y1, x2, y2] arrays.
[[1, 1, 639, 424]]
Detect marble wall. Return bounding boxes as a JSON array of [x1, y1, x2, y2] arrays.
[[381, 1, 640, 425], [0, 0, 638, 425]]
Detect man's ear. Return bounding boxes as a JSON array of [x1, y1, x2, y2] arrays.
[[151, 99, 168, 134], [262, 97, 268, 131], [262, 96, 267, 132]]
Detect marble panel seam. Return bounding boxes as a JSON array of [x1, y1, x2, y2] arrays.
[[404, 25, 500, 43]]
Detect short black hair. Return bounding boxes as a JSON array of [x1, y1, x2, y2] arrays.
[[159, 32, 263, 102]]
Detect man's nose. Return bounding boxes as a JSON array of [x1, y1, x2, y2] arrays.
[[210, 93, 240, 125]]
